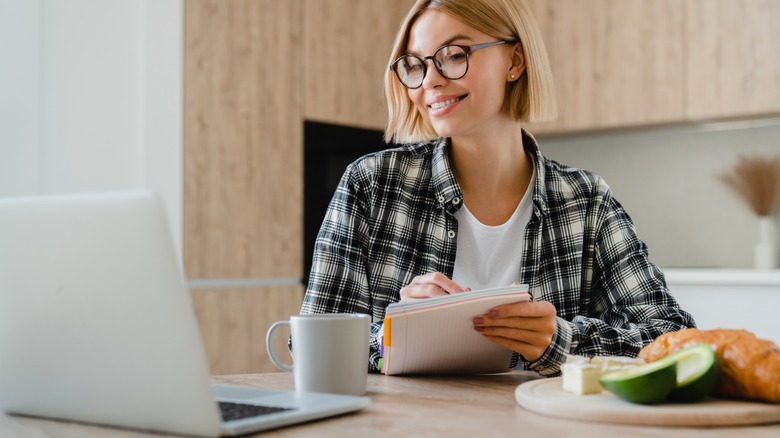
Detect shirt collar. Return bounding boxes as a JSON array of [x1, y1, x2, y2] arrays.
[[431, 138, 463, 215], [430, 130, 549, 217], [522, 129, 549, 217]]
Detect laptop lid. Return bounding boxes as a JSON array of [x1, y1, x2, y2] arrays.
[[0, 191, 369, 436]]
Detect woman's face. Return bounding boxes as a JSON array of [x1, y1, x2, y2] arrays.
[[405, 10, 516, 140]]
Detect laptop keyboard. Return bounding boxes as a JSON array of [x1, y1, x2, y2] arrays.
[[218, 401, 296, 422]]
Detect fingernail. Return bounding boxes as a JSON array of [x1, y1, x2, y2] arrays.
[[474, 326, 485, 332], [465, 287, 472, 292], [472, 317, 484, 325], [488, 309, 499, 317]]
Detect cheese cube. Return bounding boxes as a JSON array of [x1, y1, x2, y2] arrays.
[[561, 362, 604, 395]]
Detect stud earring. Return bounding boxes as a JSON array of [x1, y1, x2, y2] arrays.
[[510, 74, 515, 80]]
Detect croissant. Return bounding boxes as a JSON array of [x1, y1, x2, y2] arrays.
[[638, 328, 780, 403]]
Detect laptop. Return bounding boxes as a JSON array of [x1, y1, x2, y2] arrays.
[[0, 190, 370, 437]]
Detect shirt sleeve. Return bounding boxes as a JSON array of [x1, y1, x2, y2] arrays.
[[527, 184, 696, 376], [298, 162, 385, 373]]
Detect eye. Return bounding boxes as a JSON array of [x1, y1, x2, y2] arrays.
[[439, 47, 468, 65], [400, 57, 424, 73]]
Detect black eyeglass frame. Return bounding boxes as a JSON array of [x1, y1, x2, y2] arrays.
[[390, 40, 511, 89]]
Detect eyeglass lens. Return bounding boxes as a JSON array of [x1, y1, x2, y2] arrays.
[[395, 45, 469, 89]]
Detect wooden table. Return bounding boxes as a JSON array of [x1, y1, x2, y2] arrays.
[[2, 372, 779, 437]]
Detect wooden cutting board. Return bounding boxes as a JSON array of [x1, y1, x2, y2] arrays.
[[515, 378, 780, 427]]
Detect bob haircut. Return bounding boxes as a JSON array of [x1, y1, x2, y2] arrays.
[[384, 0, 557, 143]]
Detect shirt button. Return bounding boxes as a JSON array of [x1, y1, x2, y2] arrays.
[[452, 197, 461, 205], [438, 196, 445, 203], [447, 230, 456, 239]]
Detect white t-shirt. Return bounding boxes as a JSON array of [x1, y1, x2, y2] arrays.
[[452, 166, 536, 291]]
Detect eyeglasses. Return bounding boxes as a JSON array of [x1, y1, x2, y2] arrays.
[[390, 40, 510, 89]]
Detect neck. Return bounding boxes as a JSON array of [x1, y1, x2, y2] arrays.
[[449, 124, 530, 193], [448, 124, 533, 225]]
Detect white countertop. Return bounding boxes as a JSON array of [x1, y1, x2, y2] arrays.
[[662, 269, 780, 344], [663, 268, 780, 287]]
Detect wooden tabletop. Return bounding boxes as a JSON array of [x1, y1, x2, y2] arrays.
[[3, 372, 780, 437]]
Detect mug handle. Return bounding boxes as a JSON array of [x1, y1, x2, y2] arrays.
[[266, 321, 294, 372]]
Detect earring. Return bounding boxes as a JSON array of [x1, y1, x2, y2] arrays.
[[510, 74, 515, 80]]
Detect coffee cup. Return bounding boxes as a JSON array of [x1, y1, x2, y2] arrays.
[[266, 313, 370, 395]]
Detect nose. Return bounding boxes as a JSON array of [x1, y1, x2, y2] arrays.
[[421, 58, 447, 89]]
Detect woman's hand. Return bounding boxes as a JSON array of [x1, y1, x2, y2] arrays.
[[399, 272, 468, 301], [472, 300, 557, 362]]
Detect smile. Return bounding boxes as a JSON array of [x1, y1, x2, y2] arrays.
[[429, 96, 465, 110]]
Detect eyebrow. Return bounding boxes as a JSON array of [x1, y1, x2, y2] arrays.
[[405, 34, 473, 56]]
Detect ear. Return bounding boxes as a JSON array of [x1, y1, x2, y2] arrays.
[[507, 44, 526, 82]]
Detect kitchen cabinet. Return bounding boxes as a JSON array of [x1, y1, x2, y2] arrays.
[[303, 0, 688, 132], [304, 0, 780, 133], [685, 0, 780, 120], [303, 0, 416, 130], [185, 0, 302, 281], [192, 286, 303, 375], [184, 0, 304, 374], [525, 0, 685, 133]]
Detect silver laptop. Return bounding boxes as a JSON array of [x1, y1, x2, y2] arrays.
[[0, 190, 370, 437]]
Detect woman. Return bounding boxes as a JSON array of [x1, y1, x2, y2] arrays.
[[300, 0, 695, 376]]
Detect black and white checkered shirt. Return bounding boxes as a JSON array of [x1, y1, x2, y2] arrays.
[[301, 130, 695, 376]]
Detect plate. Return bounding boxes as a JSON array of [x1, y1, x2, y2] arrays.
[[515, 378, 780, 427]]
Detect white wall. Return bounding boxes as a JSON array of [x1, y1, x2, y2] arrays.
[[539, 122, 780, 270], [0, 0, 183, 251]]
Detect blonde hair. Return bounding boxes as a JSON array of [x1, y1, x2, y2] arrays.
[[384, 0, 557, 143]]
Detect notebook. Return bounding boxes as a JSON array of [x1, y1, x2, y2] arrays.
[[0, 190, 370, 437], [381, 285, 532, 375]]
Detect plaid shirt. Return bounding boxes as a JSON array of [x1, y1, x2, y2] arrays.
[[301, 130, 695, 376]]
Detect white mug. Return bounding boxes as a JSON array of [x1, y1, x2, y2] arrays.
[[266, 313, 370, 395]]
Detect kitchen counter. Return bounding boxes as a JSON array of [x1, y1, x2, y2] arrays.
[[664, 268, 780, 287], [663, 268, 780, 345]]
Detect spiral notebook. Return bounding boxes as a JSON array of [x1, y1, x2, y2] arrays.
[[381, 285, 532, 375]]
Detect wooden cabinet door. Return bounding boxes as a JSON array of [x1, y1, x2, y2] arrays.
[[525, 0, 685, 134], [303, 0, 417, 130], [185, 0, 303, 280], [192, 286, 304, 375], [685, 0, 780, 120]]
